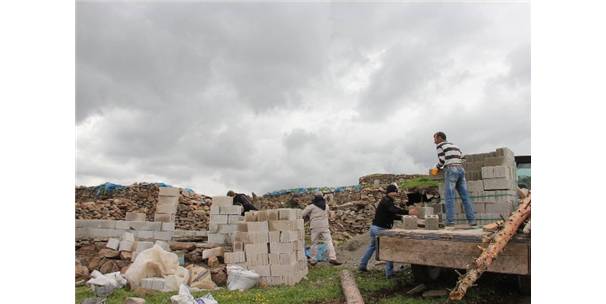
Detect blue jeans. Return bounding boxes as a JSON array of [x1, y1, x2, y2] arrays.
[[444, 166, 476, 225], [359, 225, 394, 277]]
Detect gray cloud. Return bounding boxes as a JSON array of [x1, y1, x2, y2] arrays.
[[76, 2, 529, 195]]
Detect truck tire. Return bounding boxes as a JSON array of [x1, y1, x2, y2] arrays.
[[517, 275, 531, 295], [411, 264, 442, 283]]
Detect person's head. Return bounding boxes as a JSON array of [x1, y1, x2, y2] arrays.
[[433, 131, 446, 144], [386, 184, 398, 197], [226, 190, 236, 197], [314, 191, 323, 198]]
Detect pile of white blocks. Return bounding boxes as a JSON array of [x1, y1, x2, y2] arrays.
[[207, 196, 244, 245], [223, 208, 308, 286]]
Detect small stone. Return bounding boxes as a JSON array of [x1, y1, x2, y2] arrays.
[[98, 248, 120, 258], [124, 297, 146, 304], [207, 256, 219, 268]]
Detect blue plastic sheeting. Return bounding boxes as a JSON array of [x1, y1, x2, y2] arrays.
[[264, 185, 360, 197], [182, 188, 194, 194], [155, 182, 173, 188], [94, 182, 126, 197], [305, 243, 328, 262]]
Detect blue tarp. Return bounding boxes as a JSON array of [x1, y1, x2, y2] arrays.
[[264, 185, 360, 197], [305, 243, 328, 262], [94, 182, 126, 197]]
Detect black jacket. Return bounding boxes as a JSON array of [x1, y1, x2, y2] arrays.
[[372, 195, 408, 229], [233, 193, 258, 215]]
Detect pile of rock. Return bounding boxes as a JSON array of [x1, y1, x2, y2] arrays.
[[75, 183, 211, 230]]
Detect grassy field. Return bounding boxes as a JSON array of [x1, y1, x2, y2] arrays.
[[76, 265, 526, 304]]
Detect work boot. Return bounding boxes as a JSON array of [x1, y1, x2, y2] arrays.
[[329, 259, 342, 266], [358, 267, 368, 272], [309, 260, 317, 266]]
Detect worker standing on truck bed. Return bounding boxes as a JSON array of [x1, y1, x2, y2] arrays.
[[432, 131, 476, 226], [359, 184, 413, 278]]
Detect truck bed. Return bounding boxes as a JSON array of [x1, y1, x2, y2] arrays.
[[376, 228, 530, 275]]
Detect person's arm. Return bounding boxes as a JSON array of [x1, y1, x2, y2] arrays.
[[436, 144, 446, 170], [301, 204, 312, 219], [387, 201, 407, 215]]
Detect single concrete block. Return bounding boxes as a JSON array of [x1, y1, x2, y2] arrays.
[[297, 250, 306, 262], [115, 221, 162, 231], [121, 231, 135, 242], [221, 205, 243, 215], [233, 231, 249, 243], [140, 277, 166, 291], [249, 265, 271, 276], [247, 221, 269, 232], [270, 242, 294, 254], [228, 215, 244, 224], [245, 243, 269, 255], [278, 209, 299, 220], [481, 166, 495, 179], [207, 233, 226, 244], [119, 240, 134, 252], [233, 241, 244, 252], [156, 202, 177, 215], [106, 238, 120, 250], [279, 231, 299, 243], [154, 231, 173, 241], [256, 210, 268, 222], [80, 219, 117, 229], [89, 228, 122, 239], [403, 215, 418, 229], [161, 222, 175, 231], [268, 231, 281, 243], [154, 240, 171, 251], [425, 215, 440, 230], [210, 205, 221, 215], [217, 224, 238, 234], [212, 196, 233, 207], [266, 210, 279, 221], [208, 224, 219, 233], [75, 227, 89, 239], [248, 231, 269, 243], [154, 213, 176, 223], [420, 207, 434, 219], [210, 215, 228, 225], [158, 187, 180, 197], [244, 211, 257, 222], [202, 246, 225, 259], [236, 222, 248, 232], [125, 212, 147, 221], [246, 253, 270, 266], [135, 230, 154, 240], [279, 253, 297, 265], [224, 251, 246, 264], [268, 253, 280, 264], [483, 178, 515, 190], [268, 220, 296, 231]]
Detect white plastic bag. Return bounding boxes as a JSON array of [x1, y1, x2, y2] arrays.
[[165, 266, 191, 292], [125, 244, 180, 288], [170, 284, 196, 304], [196, 293, 218, 304], [86, 270, 127, 297], [226, 265, 260, 291]]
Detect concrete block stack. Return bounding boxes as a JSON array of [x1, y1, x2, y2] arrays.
[[224, 208, 308, 286], [155, 187, 179, 223], [438, 147, 518, 225], [207, 196, 243, 245]]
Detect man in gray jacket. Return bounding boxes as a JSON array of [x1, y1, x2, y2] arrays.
[[302, 191, 342, 266]]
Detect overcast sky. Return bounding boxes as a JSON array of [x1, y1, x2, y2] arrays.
[[76, 2, 530, 195]]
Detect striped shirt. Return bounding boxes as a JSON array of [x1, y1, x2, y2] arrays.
[[435, 141, 463, 169]]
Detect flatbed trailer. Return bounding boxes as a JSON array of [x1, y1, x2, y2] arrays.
[[376, 227, 530, 291]]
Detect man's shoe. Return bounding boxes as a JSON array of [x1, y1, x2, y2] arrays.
[[358, 267, 368, 272], [329, 259, 343, 266], [469, 222, 478, 227], [309, 260, 317, 266]]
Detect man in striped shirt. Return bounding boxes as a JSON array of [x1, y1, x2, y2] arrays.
[[434, 132, 476, 226]]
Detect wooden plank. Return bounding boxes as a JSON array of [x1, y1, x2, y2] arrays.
[[377, 236, 529, 275]]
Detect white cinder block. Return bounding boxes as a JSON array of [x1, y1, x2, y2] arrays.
[[245, 243, 268, 255], [106, 238, 120, 250], [247, 231, 269, 243], [228, 215, 244, 224], [280, 231, 299, 243], [210, 215, 228, 225], [212, 196, 233, 207], [247, 221, 269, 232], [221, 205, 243, 215], [207, 233, 226, 244], [161, 222, 175, 231], [224, 251, 246, 264], [119, 240, 134, 252]]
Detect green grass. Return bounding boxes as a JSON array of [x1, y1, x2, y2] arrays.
[[398, 177, 440, 191], [76, 266, 522, 304]]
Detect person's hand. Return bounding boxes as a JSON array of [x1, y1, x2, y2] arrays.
[[408, 207, 419, 217]]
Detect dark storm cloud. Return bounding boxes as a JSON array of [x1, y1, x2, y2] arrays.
[[76, 2, 529, 195]]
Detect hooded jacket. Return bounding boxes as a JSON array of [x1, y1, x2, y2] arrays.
[[302, 198, 330, 231]]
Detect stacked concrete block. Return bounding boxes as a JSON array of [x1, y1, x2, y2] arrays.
[[155, 187, 179, 224], [141, 277, 166, 291], [125, 212, 146, 221], [224, 208, 308, 286], [207, 196, 244, 245], [439, 147, 518, 225], [425, 215, 440, 230], [106, 238, 120, 250], [403, 215, 418, 229]]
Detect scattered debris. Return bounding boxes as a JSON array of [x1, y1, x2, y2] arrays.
[[422, 289, 448, 298], [86, 270, 127, 297], [124, 297, 146, 304], [226, 265, 261, 291], [406, 283, 427, 295]]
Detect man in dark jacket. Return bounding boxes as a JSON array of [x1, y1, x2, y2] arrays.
[[227, 190, 258, 216], [358, 184, 414, 278]]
